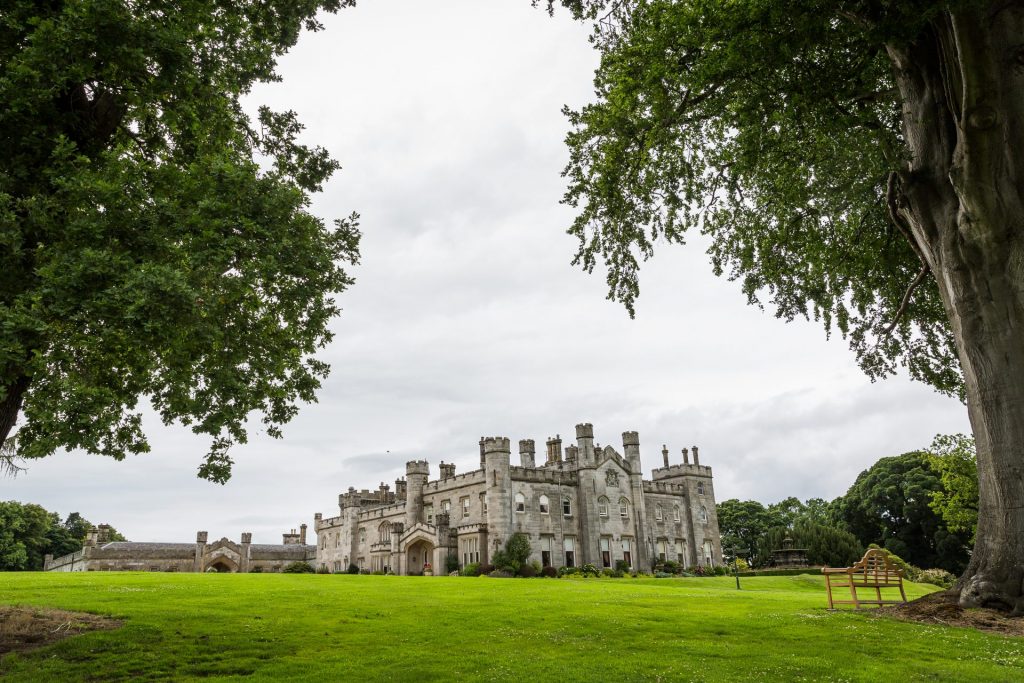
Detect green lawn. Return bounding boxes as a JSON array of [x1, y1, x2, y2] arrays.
[[0, 573, 1021, 682]]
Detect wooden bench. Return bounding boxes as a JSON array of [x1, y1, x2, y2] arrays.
[[822, 548, 908, 609]]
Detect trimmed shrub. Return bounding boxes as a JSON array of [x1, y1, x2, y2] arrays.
[[446, 554, 460, 574], [282, 561, 315, 574], [518, 564, 537, 578], [915, 568, 957, 588], [558, 566, 579, 577], [462, 562, 481, 577], [347, 563, 360, 575], [316, 565, 331, 574], [580, 563, 600, 577], [488, 569, 513, 578], [541, 566, 559, 578], [615, 559, 631, 573], [601, 568, 616, 577], [478, 564, 495, 575]]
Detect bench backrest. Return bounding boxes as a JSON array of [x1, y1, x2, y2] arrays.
[[850, 548, 904, 581]]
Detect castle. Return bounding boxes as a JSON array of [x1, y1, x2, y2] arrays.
[[44, 524, 315, 573], [314, 423, 722, 574]]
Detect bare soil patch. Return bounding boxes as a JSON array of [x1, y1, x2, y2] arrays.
[[876, 590, 1024, 637], [0, 605, 121, 656]]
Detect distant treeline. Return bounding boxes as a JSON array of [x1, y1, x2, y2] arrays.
[[0, 501, 126, 571]]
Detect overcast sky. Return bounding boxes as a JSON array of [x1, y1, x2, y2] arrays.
[[3, 0, 970, 544]]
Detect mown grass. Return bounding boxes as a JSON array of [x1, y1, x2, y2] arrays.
[[0, 572, 1021, 682]]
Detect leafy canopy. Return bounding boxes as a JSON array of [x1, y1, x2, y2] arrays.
[[1, 1, 358, 482], [547, 0, 963, 395], [926, 434, 978, 542]]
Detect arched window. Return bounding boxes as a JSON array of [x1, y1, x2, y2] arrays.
[[379, 523, 390, 543], [358, 527, 366, 543], [515, 492, 526, 513], [598, 496, 609, 517], [562, 497, 572, 516], [673, 506, 681, 522], [619, 498, 629, 518], [697, 481, 705, 495], [699, 506, 708, 523], [539, 495, 550, 514], [655, 505, 663, 521]]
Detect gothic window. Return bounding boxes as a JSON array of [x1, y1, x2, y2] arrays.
[[619, 498, 629, 518], [562, 497, 572, 517], [673, 506, 681, 522], [461, 497, 470, 518], [426, 504, 434, 524], [655, 505, 663, 521], [697, 481, 705, 495], [598, 496, 609, 517], [699, 506, 708, 523], [539, 495, 550, 514], [515, 493, 526, 513], [335, 533, 340, 548], [379, 523, 390, 543]]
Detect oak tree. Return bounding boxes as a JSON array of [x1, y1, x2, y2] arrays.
[[1, 1, 359, 482], [551, 0, 1024, 611]]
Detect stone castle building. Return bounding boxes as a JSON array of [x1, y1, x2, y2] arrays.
[[314, 424, 722, 574], [44, 524, 315, 573]]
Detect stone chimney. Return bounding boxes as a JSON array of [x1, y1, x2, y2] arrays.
[[546, 435, 563, 464], [662, 444, 670, 468], [692, 445, 700, 466], [85, 527, 99, 547], [241, 532, 252, 545], [682, 448, 689, 464], [395, 477, 407, 500], [439, 462, 456, 479], [300, 524, 307, 545]]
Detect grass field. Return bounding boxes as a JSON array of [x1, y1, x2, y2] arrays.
[[1, 572, 1022, 682]]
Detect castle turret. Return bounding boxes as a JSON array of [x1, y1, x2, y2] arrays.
[[300, 523, 307, 545], [622, 431, 650, 570], [662, 444, 670, 468], [575, 423, 595, 466], [405, 460, 430, 529], [439, 462, 456, 479], [85, 527, 98, 547], [395, 477, 407, 501], [483, 436, 512, 551], [519, 439, 536, 468]]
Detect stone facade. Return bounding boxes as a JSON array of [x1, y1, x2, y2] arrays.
[[44, 525, 315, 573], [314, 424, 722, 574]]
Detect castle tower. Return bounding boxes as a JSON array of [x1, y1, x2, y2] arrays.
[[405, 460, 430, 530], [650, 445, 719, 567], [340, 490, 361, 573], [483, 436, 512, 552], [622, 431, 650, 570], [574, 423, 600, 565], [519, 439, 536, 468]]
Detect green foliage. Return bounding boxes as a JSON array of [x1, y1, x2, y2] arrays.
[[717, 498, 783, 562], [282, 561, 315, 574], [834, 452, 971, 573], [0, 501, 121, 570], [346, 563, 359, 575], [554, 0, 961, 396], [762, 522, 864, 568], [926, 434, 978, 543], [316, 565, 331, 574], [1, 0, 360, 482], [492, 533, 532, 575], [445, 554, 460, 574], [461, 562, 481, 577]]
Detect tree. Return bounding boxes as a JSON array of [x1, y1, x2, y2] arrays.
[[927, 434, 979, 543], [763, 522, 864, 569], [1, 1, 359, 483], [550, 0, 1024, 612], [492, 532, 533, 574], [832, 452, 971, 574], [715, 498, 782, 564]]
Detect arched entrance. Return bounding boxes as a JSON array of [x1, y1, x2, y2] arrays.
[[207, 560, 234, 573], [406, 539, 434, 575]]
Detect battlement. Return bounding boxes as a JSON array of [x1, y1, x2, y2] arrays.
[[622, 431, 639, 447], [510, 466, 579, 486], [424, 468, 486, 492], [575, 423, 594, 438], [643, 480, 687, 495], [482, 436, 511, 454], [340, 487, 398, 509], [406, 460, 430, 476], [651, 463, 713, 481]]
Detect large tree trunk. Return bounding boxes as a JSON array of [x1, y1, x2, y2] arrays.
[[888, 3, 1024, 613], [0, 375, 30, 476]]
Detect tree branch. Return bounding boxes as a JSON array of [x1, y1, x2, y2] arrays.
[[884, 264, 931, 336]]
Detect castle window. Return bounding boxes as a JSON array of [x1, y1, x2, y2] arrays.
[[657, 539, 667, 562], [442, 500, 451, 514], [461, 497, 470, 518], [540, 536, 553, 568], [480, 493, 487, 514], [426, 504, 434, 524], [697, 481, 705, 495], [699, 506, 708, 523], [334, 561, 341, 573], [539, 495, 549, 514], [335, 533, 340, 548], [655, 505, 663, 521], [600, 537, 611, 568], [674, 539, 684, 562], [358, 528, 366, 544], [563, 537, 576, 568], [673, 506, 681, 522], [379, 523, 390, 543], [562, 497, 572, 517], [621, 538, 632, 568], [515, 493, 526, 513], [598, 496, 609, 517], [619, 498, 629, 518]]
